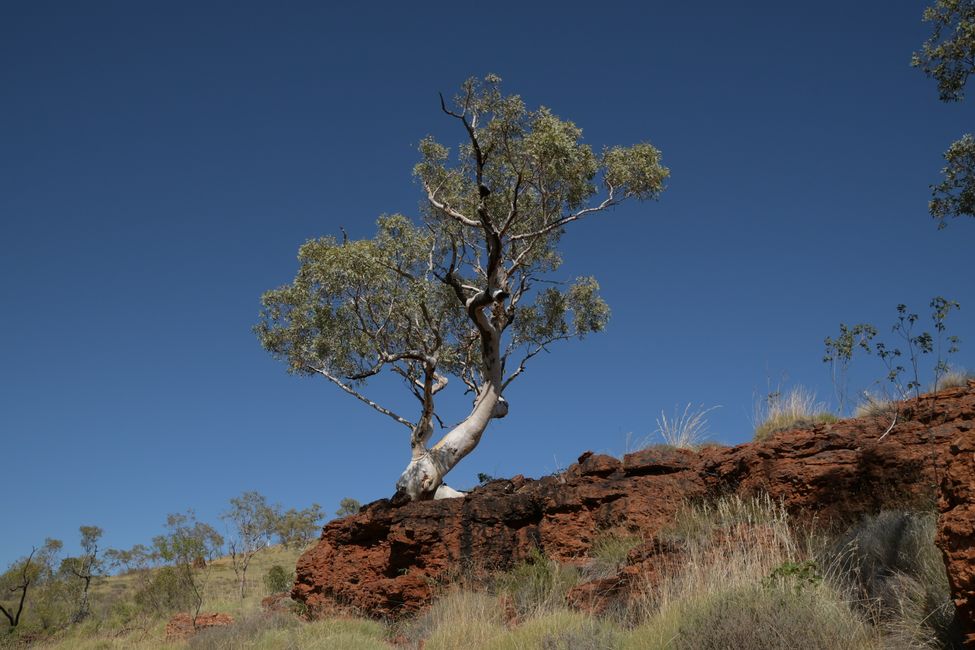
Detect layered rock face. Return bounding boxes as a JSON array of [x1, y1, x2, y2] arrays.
[[293, 384, 975, 623], [937, 416, 975, 645]]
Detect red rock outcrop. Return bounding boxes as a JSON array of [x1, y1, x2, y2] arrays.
[[293, 384, 975, 620], [936, 402, 975, 646], [164, 612, 234, 639]]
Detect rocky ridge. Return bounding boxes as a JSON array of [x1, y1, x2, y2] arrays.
[[292, 383, 975, 640]]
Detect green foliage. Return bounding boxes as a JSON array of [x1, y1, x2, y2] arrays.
[[256, 75, 668, 492], [262, 566, 293, 594], [763, 560, 822, 591], [0, 538, 64, 631], [335, 498, 361, 518], [152, 512, 223, 569], [222, 492, 281, 598], [149, 511, 223, 619], [223, 492, 279, 552], [275, 504, 324, 549], [132, 565, 194, 617], [476, 473, 497, 485], [913, 0, 975, 102], [913, 1, 975, 226], [930, 133, 975, 227]]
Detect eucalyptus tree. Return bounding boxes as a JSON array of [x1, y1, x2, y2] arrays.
[[58, 526, 103, 623], [914, 0, 975, 227], [257, 75, 668, 500], [222, 492, 280, 599]]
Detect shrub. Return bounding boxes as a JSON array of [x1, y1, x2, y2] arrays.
[[263, 565, 294, 594], [133, 565, 195, 616], [822, 511, 960, 648]]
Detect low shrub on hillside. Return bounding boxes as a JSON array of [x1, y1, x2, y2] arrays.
[[262, 565, 293, 594]]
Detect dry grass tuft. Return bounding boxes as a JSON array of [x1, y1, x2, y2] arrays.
[[753, 386, 837, 441], [650, 404, 720, 449]]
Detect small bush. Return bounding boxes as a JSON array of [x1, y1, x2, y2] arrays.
[[263, 564, 293, 594], [822, 511, 960, 648], [763, 559, 822, 591], [132, 565, 195, 616]]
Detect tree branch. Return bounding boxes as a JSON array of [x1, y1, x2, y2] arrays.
[[422, 180, 480, 227], [509, 189, 617, 242], [306, 365, 415, 429]]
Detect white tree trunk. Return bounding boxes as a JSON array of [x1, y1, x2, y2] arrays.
[[396, 304, 508, 500]]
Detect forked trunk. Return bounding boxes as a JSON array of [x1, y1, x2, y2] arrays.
[[397, 318, 508, 500]]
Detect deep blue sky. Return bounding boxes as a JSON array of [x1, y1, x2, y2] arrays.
[[2, 1, 972, 566]]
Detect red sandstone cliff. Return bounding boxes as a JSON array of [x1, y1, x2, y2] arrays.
[[292, 383, 975, 639]]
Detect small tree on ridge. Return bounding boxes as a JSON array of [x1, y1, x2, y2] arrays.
[[257, 75, 668, 500]]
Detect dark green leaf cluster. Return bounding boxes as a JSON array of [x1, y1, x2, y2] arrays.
[[913, 0, 975, 102], [930, 133, 975, 227], [914, 1, 975, 226]]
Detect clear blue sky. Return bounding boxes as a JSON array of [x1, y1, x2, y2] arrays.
[[2, 0, 972, 566]]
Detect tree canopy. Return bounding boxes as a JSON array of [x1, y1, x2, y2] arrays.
[[914, 0, 975, 227], [257, 75, 668, 499]]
